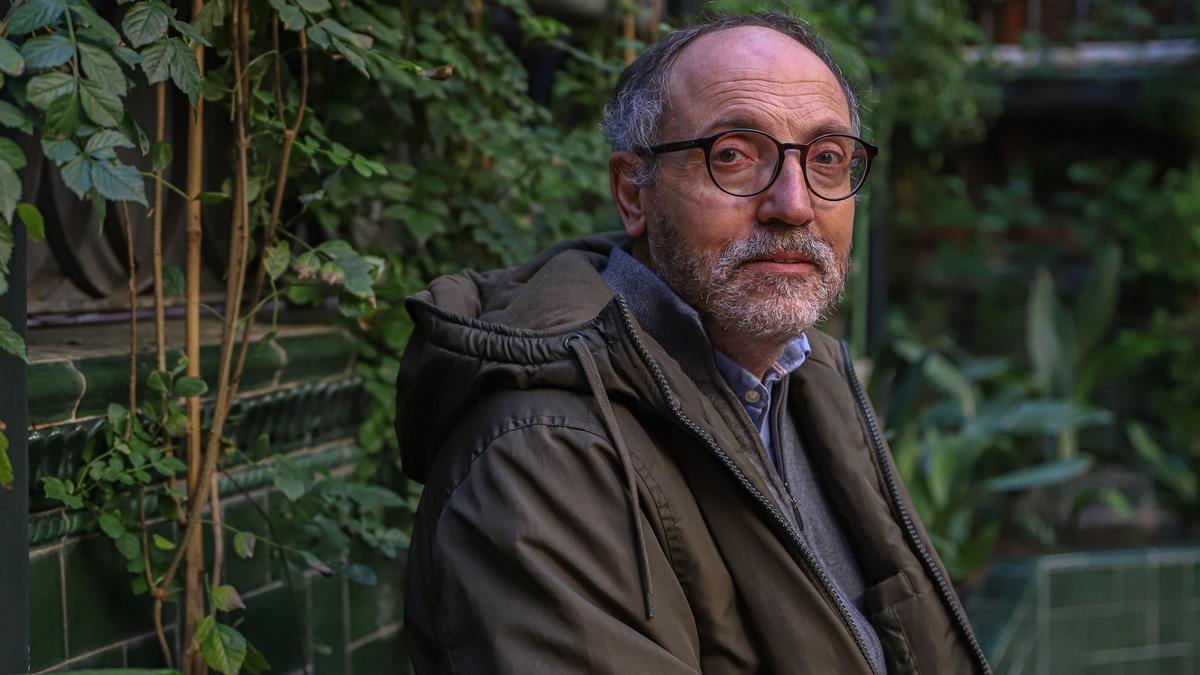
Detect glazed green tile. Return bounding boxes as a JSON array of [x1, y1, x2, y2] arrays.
[[240, 580, 310, 673], [196, 339, 282, 394], [1082, 663, 1124, 675], [124, 629, 176, 668], [1083, 609, 1151, 652], [73, 351, 166, 418], [27, 360, 84, 424], [1124, 567, 1151, 605], [278, 332, 355, 384], [1159, 564, 1191, 598], [27, 421, 102, 513], [1048, 567, 1122, 608], [348, 544, 405, 642], [64, 535, 163, 656], [29, 549, 65, 671], [311, 574, 348, 675], [349, 629, 409, 675], [1158, 587, 1194, 643], [1048, 616, 1086, 674]]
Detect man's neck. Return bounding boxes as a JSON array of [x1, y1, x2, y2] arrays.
[[707, 327, 792, 381]]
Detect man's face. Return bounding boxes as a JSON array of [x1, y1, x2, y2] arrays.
[[639, 26, 856, 340]]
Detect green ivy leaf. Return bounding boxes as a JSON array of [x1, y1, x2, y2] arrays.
[[0, 138, 26, 170], [264, 241, 291, 281], [0, 101, 33, 134], [122, 0, 172, 48], [306, 24, 329, 49], [0, 162, 20, 225], [294, 0, 331, 11], [152, 533, 176, 550], [147, 369, 171, 394], [174, 375, 207, 397], [69, 3, 123, 47], [41, 476, 83, 508], [233, 530, 256, 559], [60, 154, 93, 199], [20, 35, 74, 70], [26, 71, 76, 109], [0, 316, 25, 362], [0, 223, 12, 296], [192, 0, 227, 41], [0, 430, 12, 490], [267, 0, 305, 31], [151, 140, 172, 170], [140, 37, 200, 102], [98, 511, 125, 539], [199, 621, 248, 675], [17, 203, 44, 241], [340, 563, 377, 586], [210, 584, 245, 611], [40, 138, 78, 163], [43, 91, 81, 139], [169, 17, 211, 47], [91, 160, 147, 205], [79, 42, 128, 96], [0, 38, 27, 76], [84, 129, 135, 158], [139, 37, 173, 83], [80, 79, 125, 127], [6, 0, 66, 37], [115, 531, 142, 560], [163, 264, 184, 296], [242, 643, 270, 675]]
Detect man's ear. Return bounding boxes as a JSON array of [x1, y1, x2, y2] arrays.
[[609, 151, 648, 238]]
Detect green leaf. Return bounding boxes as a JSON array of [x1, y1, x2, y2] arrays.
[[42, 476, 83, 508], [347, 483, 405, 509], [0, 138, 25, 170], [41, 137, 78, 163], [242, 643, 270, 675], [80, 79, 124, 127], [986, 456, 1094, 493], [122, 0, 172, 48], [0, 38, 26, 76], [306, 24, 329, 50], [139, 37, 173, 84], [17, 203, 44, 241], [84, 129, 135, 157], [0, 317, 25, 362], [295, 0, 331, 11], [299, 550, 332, 576], [0, 430, 12, 490], [141, 37, 200, 102], [233, 530, 256, 559], [191, 0, 227, 41], [0, 221, 12, 295], [199, 621, 248, 674], [152, 533, 176, 550], [98, 511, 125, 539], [164, 264, 184, 296], [79, 42, 128, 96], [26, 71, 76, 109], [1127, 423, 1198, 502], [60, 155, 94, 199], [147, 369, 170, 393], [210, 584, 245, 611], [331, 36, 368, 77], [0, 101, 33, 134], [174, 375, 207, 397], [169, 17, 211, 47], [69, 3, 124, 47], [268, 0, 305, 31], [192, 191, 227, 203], [6, 0, 66, 37], [264, 241, 290, 281], [0, 162, 20, 225], [91, 160, 147, 205], [151, 140, 172, 170], [20, 35, 74, 70], [43, 91, 81, 139]]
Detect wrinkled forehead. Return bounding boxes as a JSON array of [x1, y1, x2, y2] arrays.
[[663, 26, 851, 139]]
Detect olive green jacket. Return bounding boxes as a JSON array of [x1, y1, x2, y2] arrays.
[[397, 233, 990, 674]]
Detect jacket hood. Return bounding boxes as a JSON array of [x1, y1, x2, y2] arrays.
[[396, 232, 644, 482]]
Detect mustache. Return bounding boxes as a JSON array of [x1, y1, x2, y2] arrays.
[[716, 228, 836, 273]]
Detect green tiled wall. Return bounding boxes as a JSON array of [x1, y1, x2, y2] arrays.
[[968, 548, 1200, 675], [25, 326, 409, 675]]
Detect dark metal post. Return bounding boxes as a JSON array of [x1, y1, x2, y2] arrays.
[[0, 216, 28, 674]]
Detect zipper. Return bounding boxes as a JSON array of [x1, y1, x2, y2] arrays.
[[839, 341, 993, 675], [612, 298, 877, 674]]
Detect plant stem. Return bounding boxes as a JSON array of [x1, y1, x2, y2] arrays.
[[152, 82, 168, 374], [121, 203, 137, 441], [141, 488, 173, 668], [209, 473, 223, 588]]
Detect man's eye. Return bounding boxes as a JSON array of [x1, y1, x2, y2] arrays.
[[812, 149, 843, 166], [713, 147, 752, 164]]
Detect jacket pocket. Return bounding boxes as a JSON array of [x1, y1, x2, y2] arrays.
[[865, 570, 923, 675]]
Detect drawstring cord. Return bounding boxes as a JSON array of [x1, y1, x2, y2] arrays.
[[565, 334, 654, 620]]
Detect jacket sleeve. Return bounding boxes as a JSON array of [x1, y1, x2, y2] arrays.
[[413, 418, 702, 675]]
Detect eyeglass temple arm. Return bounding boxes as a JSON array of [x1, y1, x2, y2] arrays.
[[644, 137, 710, 155]]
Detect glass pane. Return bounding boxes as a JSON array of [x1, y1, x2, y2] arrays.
[[806, 135, 867, 199], [709, 131, 778, 196]]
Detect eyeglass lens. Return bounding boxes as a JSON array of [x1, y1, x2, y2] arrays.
[[708, 131, 869, 199]]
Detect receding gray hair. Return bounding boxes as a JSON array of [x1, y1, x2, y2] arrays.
[[601, 12, 861, 187]]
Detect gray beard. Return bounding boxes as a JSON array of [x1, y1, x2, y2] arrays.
[[646, 213, 847, 340]]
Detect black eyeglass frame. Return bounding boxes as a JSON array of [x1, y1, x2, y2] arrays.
[[643, 128, 879, 202]]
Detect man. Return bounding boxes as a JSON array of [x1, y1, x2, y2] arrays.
[[396, 12, 990, 674]]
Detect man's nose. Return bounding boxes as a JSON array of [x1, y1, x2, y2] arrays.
[[756, 151, 815, 228]]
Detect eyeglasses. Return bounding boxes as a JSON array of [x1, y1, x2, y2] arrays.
[[644, 129, 878, 201]]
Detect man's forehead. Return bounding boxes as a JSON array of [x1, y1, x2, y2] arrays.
[[663, 25, 850, 136]]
